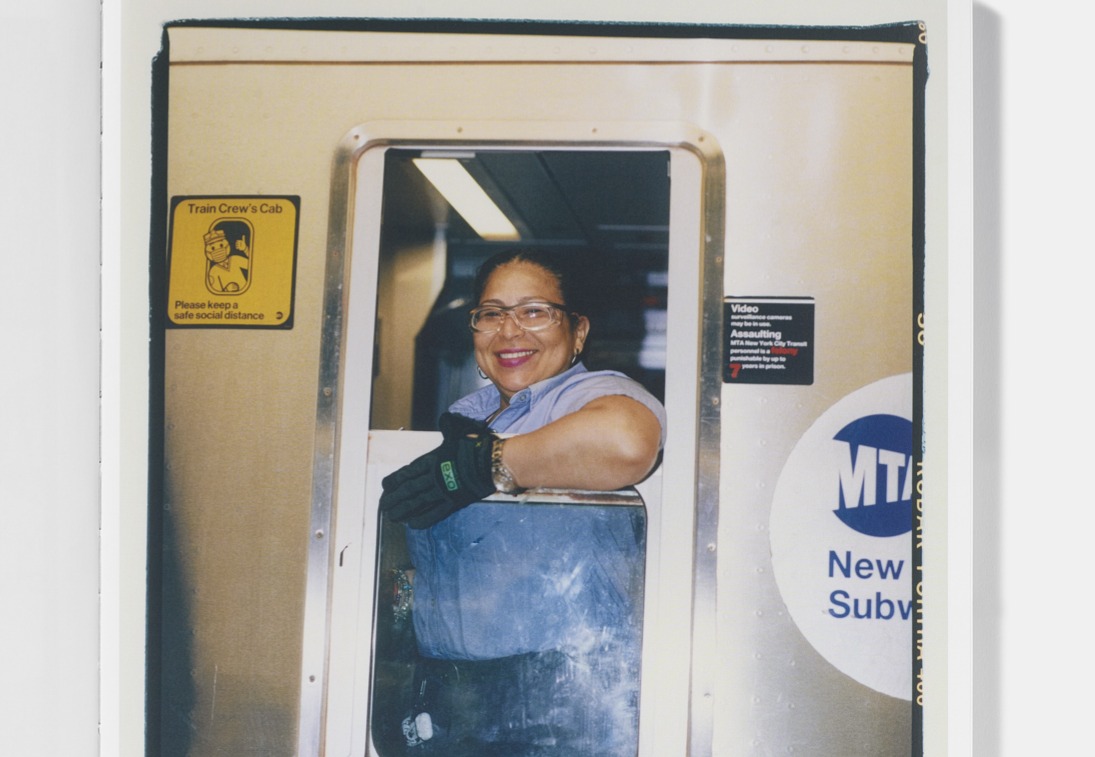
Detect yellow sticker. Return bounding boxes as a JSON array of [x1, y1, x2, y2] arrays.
[[167, 196, 299, 328]]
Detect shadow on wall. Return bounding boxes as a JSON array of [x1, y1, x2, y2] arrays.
[[155, 475, 196, 757]]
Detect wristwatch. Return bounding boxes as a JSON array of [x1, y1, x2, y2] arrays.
[[491, 439, 523, 494]]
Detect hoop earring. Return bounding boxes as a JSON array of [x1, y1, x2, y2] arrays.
[[477, 365, 489, 380]]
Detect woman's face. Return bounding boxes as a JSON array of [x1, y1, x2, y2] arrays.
[[474, 261, 589, 404]]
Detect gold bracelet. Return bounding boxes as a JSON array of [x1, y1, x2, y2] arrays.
[[491, 439, 523, 494]]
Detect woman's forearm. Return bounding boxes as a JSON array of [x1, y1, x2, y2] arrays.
[[500, 395, 662, 491]]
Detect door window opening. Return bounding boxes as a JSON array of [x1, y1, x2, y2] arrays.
[[369, 149, 671, 432], [310, 129, 717, 757], [367, 149, 669, 757]]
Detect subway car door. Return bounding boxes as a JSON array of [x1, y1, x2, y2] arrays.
[[304, 129, 723, 756]]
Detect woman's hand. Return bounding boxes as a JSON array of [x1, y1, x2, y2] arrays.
[[379, 413, 497, 528], [381, 397, 661, 528], [500, 395, 662, 491]]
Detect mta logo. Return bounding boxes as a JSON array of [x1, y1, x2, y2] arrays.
[[832, 414, 913, 537]]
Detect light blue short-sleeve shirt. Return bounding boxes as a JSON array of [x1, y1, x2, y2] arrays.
[[406, 363, 666, 661]]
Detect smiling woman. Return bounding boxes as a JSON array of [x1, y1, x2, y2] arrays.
[[466, 251, 663, 489], [375, 248, 667, 755]]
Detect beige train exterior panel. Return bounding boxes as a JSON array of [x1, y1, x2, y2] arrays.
[[160, 24, 917, 756]]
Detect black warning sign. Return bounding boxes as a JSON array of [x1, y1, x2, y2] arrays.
[[723, 297, 814, 385]]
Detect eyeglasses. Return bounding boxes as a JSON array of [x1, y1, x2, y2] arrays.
[[469, 302, 568, 333]]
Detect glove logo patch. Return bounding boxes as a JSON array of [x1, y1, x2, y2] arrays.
[[440, 461, 459, 492]]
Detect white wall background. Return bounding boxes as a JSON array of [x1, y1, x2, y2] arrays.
[[969, 2, 1095, 756], [0, 2, 101, 755], [1, 0, 1089, 754]]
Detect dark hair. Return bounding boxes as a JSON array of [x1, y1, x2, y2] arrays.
[[471, 249, 589, 315]]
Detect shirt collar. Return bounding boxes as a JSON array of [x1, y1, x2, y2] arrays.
[[519, 361, 587, 406], [449, 362, 588, 422]]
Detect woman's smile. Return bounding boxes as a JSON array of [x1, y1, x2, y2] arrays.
[[495, 348, 537, 367]]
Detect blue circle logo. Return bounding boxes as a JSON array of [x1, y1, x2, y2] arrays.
[[831, 414, 913, 537]]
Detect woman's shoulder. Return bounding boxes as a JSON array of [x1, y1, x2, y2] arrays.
[[554, 366, 653, 396], [546, 366, 666, 421]]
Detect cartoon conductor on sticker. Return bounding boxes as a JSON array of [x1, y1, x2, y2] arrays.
[[204, 219, 252, 294]]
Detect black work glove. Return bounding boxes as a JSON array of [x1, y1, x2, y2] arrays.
[[379, 412, 498, 529]]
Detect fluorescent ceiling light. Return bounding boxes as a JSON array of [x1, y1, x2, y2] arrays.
[[412, 158, 521, 241]]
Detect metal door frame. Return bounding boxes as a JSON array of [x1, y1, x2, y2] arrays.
[[302, 120, 725, 756]]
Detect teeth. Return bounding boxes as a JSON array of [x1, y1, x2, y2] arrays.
[[499, 350, 535, 359]]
